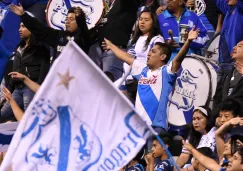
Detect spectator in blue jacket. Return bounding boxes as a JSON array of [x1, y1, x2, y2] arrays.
[[212, 0, 243, 81], [158, 0, 209, 61]]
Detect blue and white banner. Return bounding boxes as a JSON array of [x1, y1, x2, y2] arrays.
[[0, 122, 18, 153], [0, 41, 152, 171]]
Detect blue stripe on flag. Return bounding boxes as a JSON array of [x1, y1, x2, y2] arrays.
[[57, 106, 71, 171], [138, 85, 158, 121], [0, 133, 13, 145], [64, 0, 72, 9]]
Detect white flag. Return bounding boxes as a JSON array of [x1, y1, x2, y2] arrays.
[[0, 41, 152, 171]]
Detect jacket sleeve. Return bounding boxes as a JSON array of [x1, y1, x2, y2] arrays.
[[212, 0, 230, 14], [21, 12, 60, 48], [189, 16, 209, 50], [37, 45, 50, 84]]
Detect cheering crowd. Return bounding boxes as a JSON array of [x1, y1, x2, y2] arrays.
[[0, 0, 243, 170]]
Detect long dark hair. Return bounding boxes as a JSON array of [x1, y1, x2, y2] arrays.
[[19, 34, 38, 49], [131, 8, 161, 50], [188, 106, 213, 148]]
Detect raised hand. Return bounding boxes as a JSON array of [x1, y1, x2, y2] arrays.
[[2, 87, 13, 102], [235, 61, 243, 75], [188, 26, 200, 41], [182, 140, 194, 152], [9, 3, 25, 16], [102, 38, 113, 51], [8, 72, 27, 81]]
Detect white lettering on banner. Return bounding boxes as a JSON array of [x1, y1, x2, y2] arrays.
[[175, 86, 196, 100]]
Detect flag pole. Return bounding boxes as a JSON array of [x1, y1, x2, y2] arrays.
[[155, 135, 180, 171]]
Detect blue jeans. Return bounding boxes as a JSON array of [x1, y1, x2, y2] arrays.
[[0, 86, 34, 122], [88, 42, 124, 81]]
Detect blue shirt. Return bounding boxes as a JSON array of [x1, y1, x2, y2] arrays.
[[212, 0, 243, 63], [158, 9, 208, 61], [125, 163, 144, 171], [154, 158, 174, 171]]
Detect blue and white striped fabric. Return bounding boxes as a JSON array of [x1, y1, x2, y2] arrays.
[[131, 61, 177, 129], [0, 122, 18, 152]]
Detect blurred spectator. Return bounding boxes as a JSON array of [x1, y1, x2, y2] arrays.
[[176, 106, 215, 170], [9, 4, 91, 63], [191, 147, 215, 171], [183, 138, 243, 171], [88, 0, 140, 81], [121, 148, 145, 171], [145, 133, 174, 171], [158, 0, 208, 61], [212, 0, 243, 81], [1, 72, 40, 121], [186, 0, 221, 37], [213, 41, 243, 112], [216, 117, 243, 162], [103, 28, 199, 132], [0, 21, 50, 122]]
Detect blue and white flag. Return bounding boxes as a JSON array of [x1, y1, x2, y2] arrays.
[[0, 41, 152, 171], [0, 122, 18, 153]]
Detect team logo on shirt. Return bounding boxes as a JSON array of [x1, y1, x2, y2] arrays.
[[170, 69, 198, 110], [195, 0, 206, 16]]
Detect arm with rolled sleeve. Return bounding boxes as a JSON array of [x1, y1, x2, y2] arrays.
[[189, 17, 209, 50]]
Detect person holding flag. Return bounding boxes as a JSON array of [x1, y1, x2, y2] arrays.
[[103, 26, 200, 132]]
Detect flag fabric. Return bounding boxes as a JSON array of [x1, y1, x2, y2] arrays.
[[0, 122, 18, 153], [0, 41, 152, 171]]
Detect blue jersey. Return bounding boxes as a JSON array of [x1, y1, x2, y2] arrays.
[[158, 9, 208, 61], [154, 158, 174, 171], [212, 0, 243, 63], [125, 163, 144, 171], [131, 61, 177, 129]]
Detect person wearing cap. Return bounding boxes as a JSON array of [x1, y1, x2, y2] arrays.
[[0, 20, 50, 122], [9, 4, 91, 63], [176, 106, 216, 170], [145, 133, 174, 171], [157, 0, 209, 61]]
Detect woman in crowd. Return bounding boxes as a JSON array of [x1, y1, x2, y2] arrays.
[[103, 8, 164, 64], [0, 20, 50, 123], [176, 106, 216, 170], [183, 118, 243, 171]]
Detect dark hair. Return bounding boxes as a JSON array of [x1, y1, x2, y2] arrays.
[[218, 98, 242, 117], [197, 147, 214, 159], [131, 9, 161, 50], [154, 42, 172, 63], [238, 147, 243, 164], [153, 132, 173, 146], [67, 7, 91, 53], [188, 106, 213, 148], [19, 33, 38, 48]]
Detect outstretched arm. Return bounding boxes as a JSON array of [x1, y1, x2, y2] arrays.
[[9, 3, 59, 47], [171, 26, 200, 73], [183, 141, 221, 171], [102, 38, 135, 65], [9, 72, 40, 93]]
